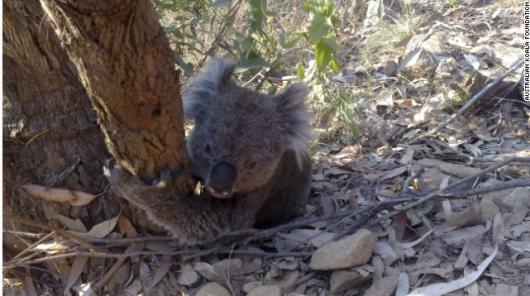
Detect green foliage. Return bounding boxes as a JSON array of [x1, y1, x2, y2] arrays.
[[447, 0, 459, 8], [296, 0, 344, 109], [302, 0, 342, 75], [155, 0, 352, 138], [155, 0, 342, 85], [329, 85, 360, 138]]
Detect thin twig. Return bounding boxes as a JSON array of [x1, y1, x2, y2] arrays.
[[195, 0, 244, 71], [441, 178, 530, 197], [88, 236, 175, 245], [2, 230, 44, 239], [367, 157, 530, 227], [5, 249, 311, 269], [239, 207, 370, 244], [8, 231, 56, 265], [3, 215, 100, 251]]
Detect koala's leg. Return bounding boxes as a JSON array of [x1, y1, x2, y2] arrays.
[[104, 163, 232, 245], [254, 150, 312, 227]]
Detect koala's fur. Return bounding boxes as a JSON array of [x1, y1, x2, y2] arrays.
[[105, 58, 312, 245]]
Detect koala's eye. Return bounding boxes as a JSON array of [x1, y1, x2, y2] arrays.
[[246, 161, 257, 170], [204, 144, 212, 154]]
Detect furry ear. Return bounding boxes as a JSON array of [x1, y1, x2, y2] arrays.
[[274, 83, 313, 164], [182, 57, 236, 118]]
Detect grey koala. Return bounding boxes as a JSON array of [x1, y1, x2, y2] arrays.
[[105, 58, 312, 245]]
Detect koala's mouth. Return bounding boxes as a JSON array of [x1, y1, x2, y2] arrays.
[[206, 185, 234, 199]]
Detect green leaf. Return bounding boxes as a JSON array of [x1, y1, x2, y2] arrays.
[[174, 56, 194, 77], [314, 41, 332, 70], [307, 15, 330, 42], [329, 58, 341, 73], [322, 37, 343, 52]]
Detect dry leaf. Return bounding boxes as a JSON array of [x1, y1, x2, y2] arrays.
[[400, 148, 415, 165], [373, 241, 398, 266], [418, 159, 481, 178], [440, 225, 486, 246], [22, 184, 96, 206], [454, 239, 470, 270], [82, 216, 119, 238], [506, 240, 530, 253], [364, 268, 399, 296], [64, 256, 89, 293], [327, 167, 354, 176], [52, 214, 87, 232], [106, 263, 131, 292], [193, 262, 220, 282], [395, 272, 410, 296], [407, 246, 497, 296], [148, 256, 174, 290], [265, 270, 299, 289], [379, 166, 407, 182], [118, 216, 137, 237]]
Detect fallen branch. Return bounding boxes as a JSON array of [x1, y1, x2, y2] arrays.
[[213, 207, 369, 245], [238, 195, 415, 245], [428, 58, 523, 136], [441, 178, 530, 197]]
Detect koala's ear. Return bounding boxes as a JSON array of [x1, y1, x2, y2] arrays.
[[182, 57, 236, 118], [274, 83, 313, 153]]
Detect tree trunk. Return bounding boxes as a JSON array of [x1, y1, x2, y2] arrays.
[[3, 0, 117, 253], [40, 0, 191, 183], [3, 0, 191, 270]]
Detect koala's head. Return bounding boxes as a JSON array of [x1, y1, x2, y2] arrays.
[[183, 58, 311, 198]]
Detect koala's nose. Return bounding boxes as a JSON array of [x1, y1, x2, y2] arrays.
[[207, 161, 236, 198]]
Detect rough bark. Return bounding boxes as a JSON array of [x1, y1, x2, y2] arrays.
[[3, 0, 117, 255], [3, 0, 192, 261], [40, 0, 191, 185]]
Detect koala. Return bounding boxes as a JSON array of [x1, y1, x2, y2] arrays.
[[105, 58, 312, 245]]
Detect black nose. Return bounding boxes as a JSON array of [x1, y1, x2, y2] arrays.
[[207, 161, 236, 198]]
